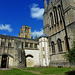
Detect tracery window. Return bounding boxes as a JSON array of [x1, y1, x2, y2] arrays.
[[57, 39, 62, 52], [51, 41, 55, 53]]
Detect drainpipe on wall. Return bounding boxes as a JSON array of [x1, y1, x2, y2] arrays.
[[60, 0, 70, 52]]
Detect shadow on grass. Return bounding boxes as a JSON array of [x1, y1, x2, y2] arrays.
[[65, 70, 75, 75]]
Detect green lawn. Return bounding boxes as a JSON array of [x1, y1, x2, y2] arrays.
[[24, 67, 75, 75], [0, 67, 75, 75], [0, 68, 37, 75]]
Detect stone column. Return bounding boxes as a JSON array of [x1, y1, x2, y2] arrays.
[[6, 56, 9, 68], [23, 42, 25, 49], [33, 43, 34, 49], [57, 8, 60, 22], [43, 0, 47, 10], [0, 38, 1, 46], [28, 43, 30, 48], [6, 39, 8, 47], [12, 40, 14, 47], [49, 15, 51, 28], [37, 44, 39, 49], [0, 56, 2, 68]]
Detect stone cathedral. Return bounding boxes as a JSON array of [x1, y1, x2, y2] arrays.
[[0, 0, 75, 68]]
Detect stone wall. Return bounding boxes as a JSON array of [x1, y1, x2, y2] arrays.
[[25, 49, 40, 67], [0, 37, 15, 68], [43, 0, 75, 67]]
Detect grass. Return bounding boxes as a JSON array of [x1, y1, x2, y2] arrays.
[[0, 68, 37, 75], [0, 67, 75, 75], [24, 67, 75, 75]]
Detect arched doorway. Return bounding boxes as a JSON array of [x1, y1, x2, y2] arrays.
[[1, 55, 8, 68], [25, 55, 34, 67]]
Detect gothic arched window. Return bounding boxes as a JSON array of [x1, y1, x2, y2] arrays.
[[50, 12, 54, 26], [57, 39, 62, 52], [53, 6, 59, 24], [51, 41, 55, 53], [58, 5, 62, 22]]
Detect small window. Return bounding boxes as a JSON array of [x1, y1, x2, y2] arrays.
[[25, 42, 28, 48], [1, 42, 5, 47], [34, 44, 37, 48], [30, 43, 33, 48], [8, 42, 11, 47]]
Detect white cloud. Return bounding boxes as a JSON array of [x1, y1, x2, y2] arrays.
[[0, 24, 13, 32], [30, 3, 44, 20], [31, 29, 43, 38]]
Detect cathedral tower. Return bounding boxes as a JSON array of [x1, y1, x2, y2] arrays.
[[18, 25, 31, 39], [43, 0, 75, 67]]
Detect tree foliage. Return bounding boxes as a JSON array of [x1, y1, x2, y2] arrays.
[[64, 40, 75, 63]]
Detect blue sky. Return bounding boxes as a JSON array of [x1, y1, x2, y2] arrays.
[[0, 0, 49, 38]]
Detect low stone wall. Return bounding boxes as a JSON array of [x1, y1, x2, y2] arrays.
[[50, 62, 75, 68]]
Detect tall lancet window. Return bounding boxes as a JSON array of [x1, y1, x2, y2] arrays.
[[51, 41, 55, 54], [53, 6, 59, 24], [50, 12, 54, 26], [58, 5, 62, 22], [57, 39, 62, 52]]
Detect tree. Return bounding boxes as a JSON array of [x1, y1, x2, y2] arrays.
[[64, 40, 75, 63]]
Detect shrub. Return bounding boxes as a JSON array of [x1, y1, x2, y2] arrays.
[[64, 40, 75, 63]]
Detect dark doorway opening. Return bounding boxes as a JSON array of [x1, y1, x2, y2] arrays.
[[1, 55, 8, 68]]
